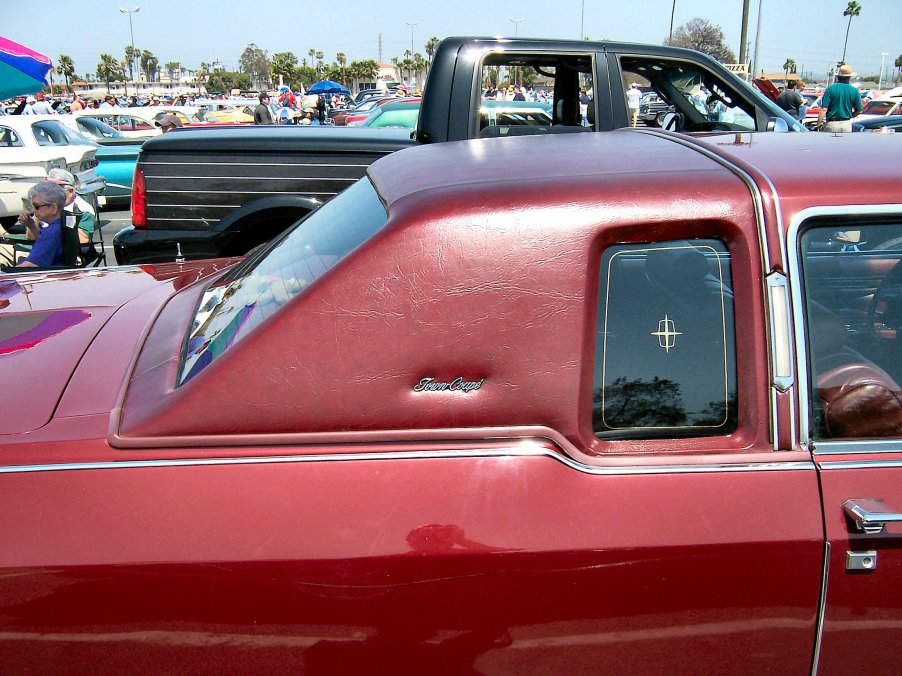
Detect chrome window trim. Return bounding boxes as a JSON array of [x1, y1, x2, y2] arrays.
[[786, 204, 902, 449], [810, 540, 830, 676], [0, 444, 815, 476], [630, 128, 784, 448], [818, 458, 902, 470], [814, 439, 902, 456]]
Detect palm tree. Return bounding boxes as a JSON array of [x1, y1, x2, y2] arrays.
[[895, 54, 902, 84], [315, 51, 325, 75], [783, 58, 797, 81], [425, 36, 439, 68], [97, 54, 120, 94], [336, 52, 348, 86], [197, 62, 210, 95], [124, 46, 140, 81], [141, 50, 159, 83], [841, 1, 862, 65], [58, 54, 75, 92]]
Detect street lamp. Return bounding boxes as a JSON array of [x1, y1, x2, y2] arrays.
[[580, 0, 585, 40], [508, 17, 524, 37], [119, 6, 140, 84], [406, 21, 417, 57], [879, 52, 889, 89]]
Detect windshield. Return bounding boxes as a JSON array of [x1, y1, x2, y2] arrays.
[[179, 177, 388, 385]]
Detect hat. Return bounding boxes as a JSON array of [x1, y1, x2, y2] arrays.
[[26, 96, 36, 103], [36, 93, 45, 100], [46, 167, 76, 187], [157, 113, 184, 130], [279, 86, 289, 93], [837, 64, 855, 78]]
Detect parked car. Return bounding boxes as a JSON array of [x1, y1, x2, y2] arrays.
[[358, 98, 422, 129], [55, 114, 142, 207], [852, 114, 902, 132], [2, 130, 901, 673], [343, 97, 398, 126], [72, 107, 203, 138], [0, 114, 103, 224], [856, 94, 902, 121]]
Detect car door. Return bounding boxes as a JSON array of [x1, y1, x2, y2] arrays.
[[791, 209, 902, 674]]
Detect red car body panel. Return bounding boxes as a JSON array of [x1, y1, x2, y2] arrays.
[[1, 130, 900, 672]]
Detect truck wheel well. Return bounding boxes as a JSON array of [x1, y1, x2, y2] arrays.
[[218, 205, 314, 257]]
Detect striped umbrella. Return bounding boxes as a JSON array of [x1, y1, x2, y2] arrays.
[[0, 35, 52, 99]]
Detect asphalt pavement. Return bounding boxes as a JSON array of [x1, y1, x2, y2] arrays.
[[97, 208, 131, 266]]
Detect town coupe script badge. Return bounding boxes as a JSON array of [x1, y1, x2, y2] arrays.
[[413, 377, 485, 393]]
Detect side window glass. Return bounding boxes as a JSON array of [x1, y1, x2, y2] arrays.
[[479, 53, 593, 137], [594, 240, 737, 439], [800, 222, 902, 440], [619, 56, 756, 132], [0, 127, 23, 147]]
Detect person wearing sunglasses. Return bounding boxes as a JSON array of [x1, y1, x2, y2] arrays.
[[14, 182, 68, 268]]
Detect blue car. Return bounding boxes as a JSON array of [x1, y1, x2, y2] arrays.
[[64, 115, 142, 208]]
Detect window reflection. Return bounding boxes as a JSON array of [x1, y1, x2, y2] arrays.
[[594, 240, 737, 439]]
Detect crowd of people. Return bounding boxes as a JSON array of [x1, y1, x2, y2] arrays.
[[3, 92, 198, 115]]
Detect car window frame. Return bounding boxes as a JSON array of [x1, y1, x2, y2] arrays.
[[788, 204, 902, 454]]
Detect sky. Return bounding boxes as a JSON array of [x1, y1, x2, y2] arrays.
[[3, 0, 900, 83]]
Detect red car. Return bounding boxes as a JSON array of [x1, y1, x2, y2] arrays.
[[1, 130, 900, 673], [330, 96, 395, 126]]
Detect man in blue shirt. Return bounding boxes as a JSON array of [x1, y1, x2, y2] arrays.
[[17, 182, 67, 268]]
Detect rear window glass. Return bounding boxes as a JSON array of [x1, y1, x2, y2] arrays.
[[594, 240, 737, 439], [179, 178, 388, 385]]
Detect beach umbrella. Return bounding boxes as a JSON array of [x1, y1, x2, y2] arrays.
[[306, 79, 350, 95], [0, 36, 52, 99]]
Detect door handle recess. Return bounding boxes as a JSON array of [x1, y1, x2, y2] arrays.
[[843, 499, 902, 535]]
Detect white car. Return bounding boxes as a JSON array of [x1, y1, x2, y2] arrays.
[[856, 89, 902, 122], [72, 106, 202, 138], [0, 115, 103, 222]]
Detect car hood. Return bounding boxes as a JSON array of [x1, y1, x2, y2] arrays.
[[0, 261, 235, 435]]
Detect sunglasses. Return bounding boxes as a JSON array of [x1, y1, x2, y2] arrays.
[[31, 201, 50, 209]]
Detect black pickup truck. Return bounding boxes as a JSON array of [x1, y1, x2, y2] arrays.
[[115, 36, 800, 264]]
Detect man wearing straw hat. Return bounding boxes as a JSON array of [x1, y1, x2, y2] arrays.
[[818, 64, 862, 133]]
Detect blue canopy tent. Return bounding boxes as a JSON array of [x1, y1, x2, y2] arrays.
[[0, 36, 52, 99], [306, 79, 350, 95]]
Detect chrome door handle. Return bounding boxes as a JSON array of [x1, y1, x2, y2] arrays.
[[843, 499, 902, 534]]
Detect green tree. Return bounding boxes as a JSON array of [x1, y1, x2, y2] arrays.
[[124, 45, 140, 80], [96, 54, 122, 94], [783, 58, 797, 80], [239, 43, 271, 89], [140, 50, 159, 82], [57, 54, 75, 92], [207, 70, 253, 94], [315, 50, 325, 75], [294, 65, 317, 88], [425, 36, 440, 64], [196, 62, 210, 95], [664, 17, 736, 63], [336, 52, 347, 86], [345, 59, 378, 91], [841, 1, 862, 65], [895, 54, 902, 84], [271, 51, 298, 87], [165, 61, 182, 79]]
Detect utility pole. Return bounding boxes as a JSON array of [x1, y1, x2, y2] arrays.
[[378, 33, 383, 65], [738, 0, 750, 71], [752, 0, 763, 78]]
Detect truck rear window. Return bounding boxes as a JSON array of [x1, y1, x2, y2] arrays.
[[179, 178, 388, 385]]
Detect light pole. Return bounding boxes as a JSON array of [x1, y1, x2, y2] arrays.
[[405, 21, 417, 85], [580, 0, 585, 40], [879, 52, 889, 89], [119, 6, 140, 84], [406, 21, 417, 57], [670, 1, 677, 41], [508, 17, 524, 37]]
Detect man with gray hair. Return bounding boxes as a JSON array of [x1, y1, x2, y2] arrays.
[[15, 182, 68, 267], [818, 64, 862, 133]]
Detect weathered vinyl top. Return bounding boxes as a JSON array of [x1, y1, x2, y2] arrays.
[[115, 130, 765, 445]]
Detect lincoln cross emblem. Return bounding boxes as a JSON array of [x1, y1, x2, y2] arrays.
[[651, 314, 682, 353]]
